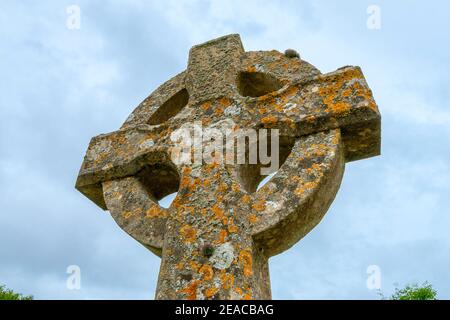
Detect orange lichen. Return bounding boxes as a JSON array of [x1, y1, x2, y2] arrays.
[[146, 206, 167, 219], [214, 107, 224, 115], [212, 205, 224, 219], [122, 211, 133, 219], [203, 178, 211, 187], [220, 273, 234, 290], [239, 250, 253, 277], [199, 264, 214, 281], [261, 115, 278, 125], [294, 180, 318, 196], [252, 199, 266, 212], [231, 183, 240, 193], [179, 280, 200, 300], [342, 87, 352, 97], [201, 101, 212, 110], [218, 182, 228, 193], [180, 225, 197, 243], [176, 262, 184, 270], [317, 67, 371, 116], [219, 97, 231, 107], [216, 229, 228, 244], [248, 214, 258, 224], [258, 106, 268, 114], [189, 261, 200, 272], [188, 178, 200, 192], [204, 286, 219, 298], [329, 101, 351, 114], [242, 293, 252, 300], [228, 223, 238, 233], [241, 195, 251, 204]]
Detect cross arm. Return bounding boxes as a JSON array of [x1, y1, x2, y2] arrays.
[[251, 66, 381, 162], [75, 125, 170, 209]]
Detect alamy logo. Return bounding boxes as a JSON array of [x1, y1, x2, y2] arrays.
[[170, 121, 280, 175]]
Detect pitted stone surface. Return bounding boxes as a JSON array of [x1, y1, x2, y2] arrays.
[[76, 34, 381, 300]]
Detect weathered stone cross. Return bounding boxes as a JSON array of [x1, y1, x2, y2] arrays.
[[76, 34, 380, 299]]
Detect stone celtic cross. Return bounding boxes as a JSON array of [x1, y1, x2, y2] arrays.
[[76, 34, 380, 300]]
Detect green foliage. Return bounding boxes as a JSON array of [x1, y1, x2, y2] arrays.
[[390, 282, 437, 300], [0, 285, 33, 300]]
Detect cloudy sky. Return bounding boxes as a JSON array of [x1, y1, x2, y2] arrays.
[[1, 0, 449, 299]]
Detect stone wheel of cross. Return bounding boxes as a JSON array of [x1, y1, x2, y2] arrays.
[[76, 34, 380, 300]]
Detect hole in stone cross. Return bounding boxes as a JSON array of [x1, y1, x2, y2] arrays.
[[147, 88, 189, 125], [236, 133, 295, 194], [237, 71, 283, 97], [136, 163, 180, 208]]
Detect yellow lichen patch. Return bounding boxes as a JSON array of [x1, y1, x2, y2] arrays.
[[218, 182, 228, 193], [332, 132, 341, 145], [175, 262, 184, 270], [189, 178, 200, 192], [214, 107, 224, 115], [122, 211, 133, 219], [309, 143, 328, 157], [180, 225, 197, 243], [220, 273, 234, 290], [183, 166, 192, 175], [231, 183, 240, 193], [248, 214, 258, 224], [342, 87, 352, 97], [212, 205, 224, 219], [258, 106, 268, 114], [305, 163, 322, 175], [294, 180, 318, 196], [239, 250, 253, 277], [228, 222, 238, 233], [203, 178, 211, 187], [261, 115, 278, 125], [241, 195, 251, 204], [246, 65, 256, 73], [179, 280, 200, 300], [201, 101, 212, 111], [252, 199, 266, 212], [242, 293, 252, 300], [189, 261, 200, 272], [199, 264, 214, 281], [219, 97, 231, 107], [180, 176, 192, 188], [204, 286, 219, 298], [216, 229, 228, 244], [234, 287, 244, 296], [328, 101, 351, 114], [317, 68, 369, 115], [303, 181, 317, 190], [146, 206, 166, 218]]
